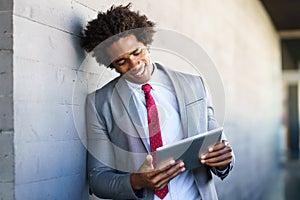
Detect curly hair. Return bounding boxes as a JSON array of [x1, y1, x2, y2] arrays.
[[81, 3, 156, 68]]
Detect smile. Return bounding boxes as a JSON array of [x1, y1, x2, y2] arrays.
[[132, 63, 146, 77]]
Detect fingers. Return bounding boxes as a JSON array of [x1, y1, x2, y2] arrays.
[[203, 145, 232, 159], [202, 140, 231, 157], [207, 140, 229, 152], [202, 151, 232, 167], [149, 160, 183, 178], [133, 156, 186, 190], [200, 140, 233, 168], [157, 159, 176, 171], [149, 161, 185, 189], [158, 161, 185, 180]]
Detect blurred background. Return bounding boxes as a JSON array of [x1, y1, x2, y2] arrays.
[[0, 0, 299, 199]]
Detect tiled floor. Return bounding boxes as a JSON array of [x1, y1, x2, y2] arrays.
[[261, 157, 300, 200]]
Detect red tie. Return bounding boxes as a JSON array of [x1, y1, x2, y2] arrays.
[[142, 84, 169, 199]]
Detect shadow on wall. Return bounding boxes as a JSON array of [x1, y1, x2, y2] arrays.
[[70, 15, 90, 200], [71, 15, 87, 71]]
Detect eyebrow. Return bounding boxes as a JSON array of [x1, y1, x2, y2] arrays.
[[114, 47, 142, 63]]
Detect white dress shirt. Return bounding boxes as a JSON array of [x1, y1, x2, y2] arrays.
[[126, 64, 201, 200]]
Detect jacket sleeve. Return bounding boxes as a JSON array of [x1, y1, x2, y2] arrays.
[[86, 93, 141, 199], [200, 77, 235, 180]]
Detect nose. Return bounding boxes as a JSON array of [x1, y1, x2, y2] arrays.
[[127, 55, 140, 70]]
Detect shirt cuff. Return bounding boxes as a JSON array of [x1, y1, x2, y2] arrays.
[[216, 166, 229, 175]]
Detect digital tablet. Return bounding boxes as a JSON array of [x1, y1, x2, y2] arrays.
[[156, 127, 223, 170]]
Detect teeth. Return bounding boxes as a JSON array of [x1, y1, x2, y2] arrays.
[[136, 69, 143, 76], [135, 64, 145, 76]]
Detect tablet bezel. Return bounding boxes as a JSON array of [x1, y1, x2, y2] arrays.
[[156, 127, 223, 170]]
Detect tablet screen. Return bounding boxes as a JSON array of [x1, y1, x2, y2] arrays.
[[156, 127, 223, 170]]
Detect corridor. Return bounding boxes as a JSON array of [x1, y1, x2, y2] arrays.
[[261, 156, 300, 200]]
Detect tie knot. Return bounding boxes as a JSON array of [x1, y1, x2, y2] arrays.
[[142, 84, 151, 94]]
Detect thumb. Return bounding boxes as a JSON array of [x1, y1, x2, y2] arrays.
[[145, 154, 153, 166], [137, 154, 154, 173]]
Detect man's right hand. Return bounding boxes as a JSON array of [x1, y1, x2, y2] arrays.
[[130, 155, 185, 190]]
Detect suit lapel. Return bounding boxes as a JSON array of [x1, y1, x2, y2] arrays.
[[113, 63, 190, 151], [115, 76, 149, 152], [155, 63, 189, 138]]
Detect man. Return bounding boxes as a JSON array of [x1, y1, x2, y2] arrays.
[[82, 4, 234, 200]]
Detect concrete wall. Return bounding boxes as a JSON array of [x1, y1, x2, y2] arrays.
[[0, 0, 14, 199], [12, 0, 94, 199], [0, 0, 281, 199]]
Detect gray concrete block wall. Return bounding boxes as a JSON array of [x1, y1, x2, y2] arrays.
[[0, 134, 14, 200], [0, 0, 14, 199], [12, 0, 99, 199]]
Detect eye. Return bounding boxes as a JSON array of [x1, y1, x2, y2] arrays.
[[132, 48, 143, 56], [115, 58, 126, 66]]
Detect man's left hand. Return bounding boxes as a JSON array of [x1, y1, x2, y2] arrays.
[[200, 140, 233, 170]]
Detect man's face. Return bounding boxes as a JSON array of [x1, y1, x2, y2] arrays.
[[106, 34, 153, 84]]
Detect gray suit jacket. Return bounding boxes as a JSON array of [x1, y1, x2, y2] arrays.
[[86, 63, 233, 200]]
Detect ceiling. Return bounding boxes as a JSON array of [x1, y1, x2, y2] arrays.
[[260, 0, 300, 30], [260, 0, 300, 69]]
